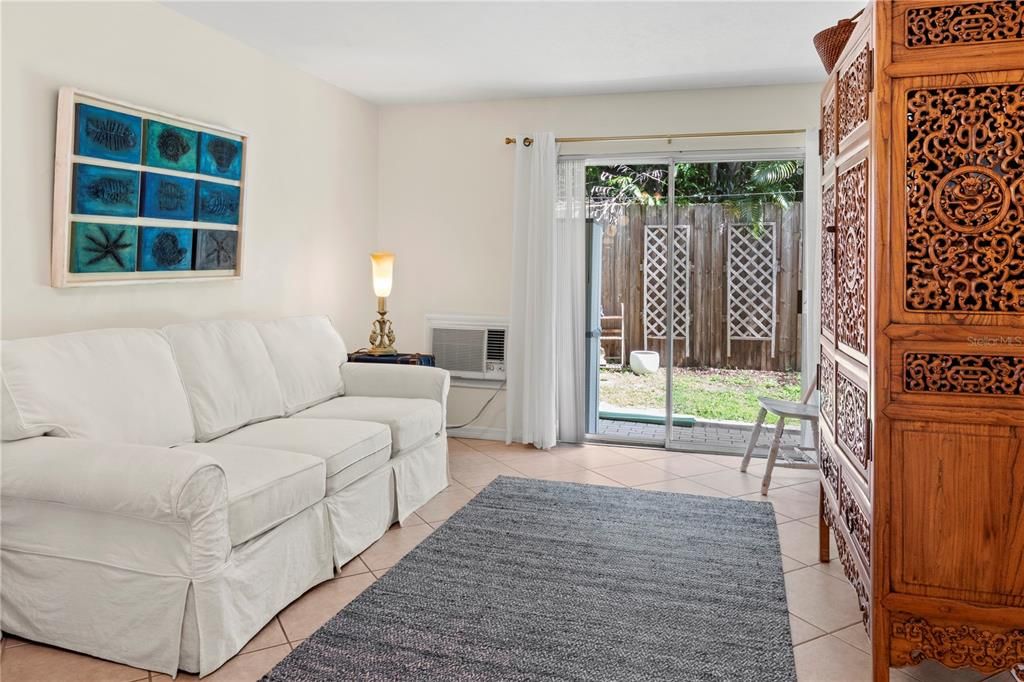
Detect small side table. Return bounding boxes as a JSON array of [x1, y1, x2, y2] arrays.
[[347, 352, 435, 367]]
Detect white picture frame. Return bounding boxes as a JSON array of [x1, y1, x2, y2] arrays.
[[51, 87, 248, 287]]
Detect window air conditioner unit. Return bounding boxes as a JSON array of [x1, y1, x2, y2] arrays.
[[426, 314, 508, 381]]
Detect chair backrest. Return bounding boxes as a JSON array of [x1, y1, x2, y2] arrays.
[[800, 374, 819, 405]]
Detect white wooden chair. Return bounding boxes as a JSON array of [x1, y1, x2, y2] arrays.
[[739, 380, 819, 495]]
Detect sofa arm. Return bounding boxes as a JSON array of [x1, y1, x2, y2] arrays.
[[341, 363, 450, 406], [1, 437, 230, 575], [2, 437, 225, 521]]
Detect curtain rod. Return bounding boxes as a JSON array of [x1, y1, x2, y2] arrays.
[[504, 129, 806, 147]]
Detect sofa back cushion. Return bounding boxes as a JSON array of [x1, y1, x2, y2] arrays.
[[255, 315, 347, 415], [1, 328, 195, 445], [163, 320, 284, 441]]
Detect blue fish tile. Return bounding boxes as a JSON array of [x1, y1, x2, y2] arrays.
[[72, 164, 140, 217], [138, 226, 194, 271]]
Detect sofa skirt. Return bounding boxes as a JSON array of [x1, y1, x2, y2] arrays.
[[1, 501, 332, 677], [325, 433, 449, 567], [1, 434, 449, 677], [179, 502, 334, 675], [1, 548, 194, 675]]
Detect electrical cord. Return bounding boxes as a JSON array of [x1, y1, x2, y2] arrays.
[[447, 382, 506, 430]]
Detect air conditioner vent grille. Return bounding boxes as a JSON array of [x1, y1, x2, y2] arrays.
[[432, 328, 485, 374], [427, 315, 508, 381], [486, 329, 506, 362]]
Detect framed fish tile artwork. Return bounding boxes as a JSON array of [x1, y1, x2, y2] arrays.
[[52, 87, 247, 287]]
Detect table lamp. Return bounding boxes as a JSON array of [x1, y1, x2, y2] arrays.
[[368, 251, 397, 355]]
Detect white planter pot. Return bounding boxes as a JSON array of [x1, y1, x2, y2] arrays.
[[629, 350, 660, 375]]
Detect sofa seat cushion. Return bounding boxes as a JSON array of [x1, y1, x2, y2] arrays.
[[293, 397, 442, 455], [174, 443, 325, 546], [214, 418, 391, 493]]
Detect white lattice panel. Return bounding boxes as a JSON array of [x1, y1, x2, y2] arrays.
[[644, 225, 689, 353], [727, 223, 777, 355]]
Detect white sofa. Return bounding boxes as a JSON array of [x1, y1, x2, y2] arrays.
[[0, 316, 450, 676]]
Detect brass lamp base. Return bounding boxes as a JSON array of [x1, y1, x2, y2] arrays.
[[368, 297, 397, 355]]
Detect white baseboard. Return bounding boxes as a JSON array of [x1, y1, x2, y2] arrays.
[[447, 425, 506, 441]]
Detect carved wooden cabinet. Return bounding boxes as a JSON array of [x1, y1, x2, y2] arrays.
[[817, 2, 1024, 680]]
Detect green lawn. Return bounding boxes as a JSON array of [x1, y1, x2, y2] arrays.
[[600, 366, 802, 424]]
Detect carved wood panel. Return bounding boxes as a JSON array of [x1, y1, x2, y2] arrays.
[[905, 352, 1024, 395], [891, 615, 1024, 673], [836, 370, 869, 469], [820, 439, 840, 499], [820, 350, 836, 428], [822, 98, 836, 169], [905, 1, 1024, 48], [836, 160, 868, 355], [821, 182, 836, 338], [835, 514, 871, 627], [840, 477, 871, 566], [905, 83, 1024, 313], [838, 44, 871, 141]]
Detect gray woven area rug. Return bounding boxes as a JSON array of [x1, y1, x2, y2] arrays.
[[263, 476, 796, 681]]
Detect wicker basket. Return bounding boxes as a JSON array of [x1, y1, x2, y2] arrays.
[[813, 10, 863, 74]]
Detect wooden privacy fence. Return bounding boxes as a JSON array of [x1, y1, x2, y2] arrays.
[[597, 202, 802, 372]]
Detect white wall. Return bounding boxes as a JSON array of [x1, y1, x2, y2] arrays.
[[1, 4, 823, 440], [377, 84, 822, 435], [1, 1, 379, 343]]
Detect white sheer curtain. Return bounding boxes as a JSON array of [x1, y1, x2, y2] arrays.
[[506, 133, 558, 448], [801, 128, 822, 447], [554, 159, 587, 443]]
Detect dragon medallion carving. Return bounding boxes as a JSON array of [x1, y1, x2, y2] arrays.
[[905, 84, 1024, 313]]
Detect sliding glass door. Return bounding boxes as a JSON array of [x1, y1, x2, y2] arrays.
[[585, 158, 675, 446], [585, 151, 806, 454]]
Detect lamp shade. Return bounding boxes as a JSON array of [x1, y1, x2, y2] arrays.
[[370, 251, 394, 298]]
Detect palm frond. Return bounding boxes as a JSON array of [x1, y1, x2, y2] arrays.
[[751, 160, 800, 186]]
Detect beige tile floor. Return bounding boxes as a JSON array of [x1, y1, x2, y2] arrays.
[[1, 437, 1016, 682]]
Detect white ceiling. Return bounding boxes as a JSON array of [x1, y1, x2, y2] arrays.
[[167, 1, 863, 105]]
